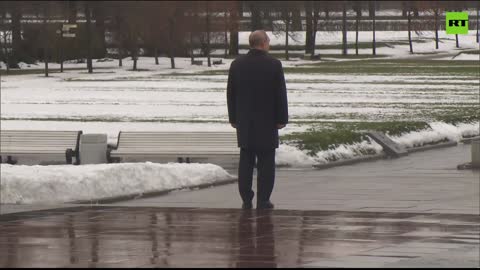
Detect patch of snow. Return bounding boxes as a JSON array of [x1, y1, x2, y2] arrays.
[[0, 162, 234, 204]]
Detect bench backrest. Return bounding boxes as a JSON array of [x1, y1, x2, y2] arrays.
[[114, 131, 238, 152], [0, 130, 82, 153]]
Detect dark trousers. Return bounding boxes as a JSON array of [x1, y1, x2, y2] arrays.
[[238, 147, 276, 203]]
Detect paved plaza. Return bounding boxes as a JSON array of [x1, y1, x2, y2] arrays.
[[0, 143, 479, 267]]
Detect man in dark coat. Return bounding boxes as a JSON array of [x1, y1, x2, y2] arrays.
[[227, 30, 288, 210]]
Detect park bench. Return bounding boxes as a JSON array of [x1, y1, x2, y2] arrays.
[[108, 131, 239, 166], [0, 130, 82, 165], [212, 59, 223, 65]]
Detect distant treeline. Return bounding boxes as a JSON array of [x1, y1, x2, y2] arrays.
[[0, 1, 478, 72]]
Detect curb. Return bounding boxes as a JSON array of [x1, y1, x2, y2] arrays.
[[70, 177, 238, 204], [457, 162, 480, 170], [460, 136, 480, 144], [405, 141, 458, 153], [313, 140, 459, 170], [313, 153, 388, 169], [69, 139, 463, 203]]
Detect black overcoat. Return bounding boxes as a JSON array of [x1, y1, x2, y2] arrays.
[[227, 49, 288, 149]]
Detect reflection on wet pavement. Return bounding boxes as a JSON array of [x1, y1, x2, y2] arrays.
[[0, 206, 478, 267]]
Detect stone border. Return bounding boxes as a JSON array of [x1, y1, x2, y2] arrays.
[[70, 139, 462, 203], [460, 136, 480, 144], [313, 153, 388, 170], [457, 162, 480, 170], [314, 140, 459, 170], [70, 177, 238, 204], [405, 141, 458, 153]]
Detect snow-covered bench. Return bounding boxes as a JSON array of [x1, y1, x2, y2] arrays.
[[0, 130, 82, 165], [108, 131, 239, 166]]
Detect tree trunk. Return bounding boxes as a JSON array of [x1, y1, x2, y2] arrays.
[[434, 9, 439, 49], [408, 11, 413, 54], [60, 34, 64, 72], [311, 6, 319, 58], [169, 18, 175, 69], [228, 2, 239, 56], [85, 2, 93, 73], [477, 3, 479, 43], [455, 34, 459, 48], [154, 47, 159, 65], [250, 2, 262, 31], [11, 6, 21, 68], [133, 39, 138, 70], [117, 16, 123, 67], [285, 16, 289, 60], [224, 11, 228, 58], [206, 2, 211, 67], [229, 0, 241, 55], [305, 1, 313, 54], [190, 31, 194, 64], [371, 1, 376, 55], [342, 2, 347, 56], [355, 10, 359, 55], [118, 44, 122, 66], [2, 10, 9, 73], [67, 1, 77, 61], [43, 5, 49, 77], [292, 8, 302, 30], [93, 5, 106, 59]]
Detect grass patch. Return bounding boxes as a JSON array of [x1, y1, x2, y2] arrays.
[[281, 121, 431, 155], [286, 59, 479, 75], [429, 107, 480, 125], [190, 59, 479, 76]]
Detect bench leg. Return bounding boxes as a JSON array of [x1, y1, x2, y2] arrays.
[[65, 149, 73, 164], [177, 157, 184, 163], [6, 156, 17, 165], [186, 157, 191, 163]]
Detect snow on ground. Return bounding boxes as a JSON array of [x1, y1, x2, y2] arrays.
[[390, 122, 480, 149], [0, 162, 234, 204], [1, 31, 478, 169], [239, 30, 479, 50], [2, 63, 477, 124], [277, 121, 479, 167]]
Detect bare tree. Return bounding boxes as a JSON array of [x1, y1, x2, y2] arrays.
[[206, 1, 211, 67], [370, 0, 376, 55], [43, 2, 49, 77], [353, 1, 362, 55], [305, 1, 313, 55], [310, 1, 321, 59], [228, 0, 240, 56], [404, 1, 414, 53], [273, 1, 300, 60], [249, 1, 263, 31], [477, 1, 479, 43], [10, 1, 22, 68], [85, 1, 93, 73], [0, 4, 11, 73], [342, 1, 348, 55]]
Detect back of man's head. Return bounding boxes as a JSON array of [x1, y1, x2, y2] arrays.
[[249, 30, 269, 49]]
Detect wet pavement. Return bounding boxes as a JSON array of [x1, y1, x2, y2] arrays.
[[0, 206, 479, 268], [113, 144, 479, 215], [1, 144, 479, 267]]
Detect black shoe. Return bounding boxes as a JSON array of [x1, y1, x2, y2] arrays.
[[242, 201, 253, 210], [257, 201, 274, 210]]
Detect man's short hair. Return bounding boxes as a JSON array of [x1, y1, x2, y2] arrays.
[[249, 30, 269, 48]]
